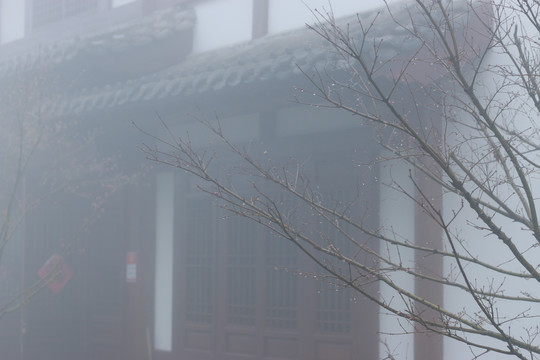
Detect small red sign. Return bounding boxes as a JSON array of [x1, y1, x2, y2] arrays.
[[126, 251, 137, 283], [38, 254, 73, 294]]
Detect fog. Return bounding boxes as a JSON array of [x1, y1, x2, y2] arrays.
[[0, 1, 528, 360]]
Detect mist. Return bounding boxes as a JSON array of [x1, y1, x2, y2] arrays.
[[1, 1, 529, 360]]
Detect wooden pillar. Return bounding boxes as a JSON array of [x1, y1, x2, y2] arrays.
[[124, 185, 151, 360], [252, 0, 268, 39], [413, 156, 444, 360], [142, 0, 157, 14]]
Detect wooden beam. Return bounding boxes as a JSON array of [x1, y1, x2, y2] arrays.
[[252, 0, 268, 39], [414, 158, 444, 360]]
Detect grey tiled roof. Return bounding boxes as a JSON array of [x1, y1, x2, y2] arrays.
[[0, 5, 195, 79], [3, 0, 474, 118], [41, 7, 412, 117], [43, 27, 342, 117]]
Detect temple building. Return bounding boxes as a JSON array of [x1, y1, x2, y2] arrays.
[[0, 1, 485, 359]]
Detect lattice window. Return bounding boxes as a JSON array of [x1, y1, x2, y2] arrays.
[[65, 0, 96, 17], [33, 0, 63, 28], [32, 0, 98, 28], [226, 217, 256, 326], [265, 238, 297, 329], [315, 190, 354, 333], [316, 283, 352, 333], [23, 196, 86, 316], [185, 198, 214, 324], [0, 233, 23, 307]]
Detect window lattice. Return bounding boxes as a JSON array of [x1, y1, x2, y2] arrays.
[[265, 238, 298, 329], [316, 283, 352, 333], [65, 0, 97, 17], [32, 0, 97, 28], [0, 233, 23, 307], [24, 197, 85, 316], [315, 190, 353, 333], [226, 217, 256, 326], [33, 0, 63, 28], [185, 199, 214, 324]]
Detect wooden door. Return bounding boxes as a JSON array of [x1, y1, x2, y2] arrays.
[[84, 191, 126, 360], [171, 163, 379, 360], [19, 194, 88, 360]]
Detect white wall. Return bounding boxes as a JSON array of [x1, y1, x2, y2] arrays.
[[112, 0, 137, 7], [275, 106, 362, 137], [168, 112, 260, 148], [154, 173, 175, 352], [378, 159, 415, 360], [1, 0, 25, 44], [192, 0, 405, 53], [192, 0, 253, 53], [441, 14, 540, 357], [268, 0, 402, 34]]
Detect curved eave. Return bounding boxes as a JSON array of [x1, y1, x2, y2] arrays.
[[0, 4, 196, 80], [40, 6, 409, 118], [3, 0, 488, 119]]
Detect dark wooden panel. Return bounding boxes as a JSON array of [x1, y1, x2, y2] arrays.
[[0, 312, 22, 360], [225, 332, 257, 356], [264, 336, 299, 359], [171, 151, 380, 360], [315, 340, 353, 360], [185, 328, 214, 351]]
